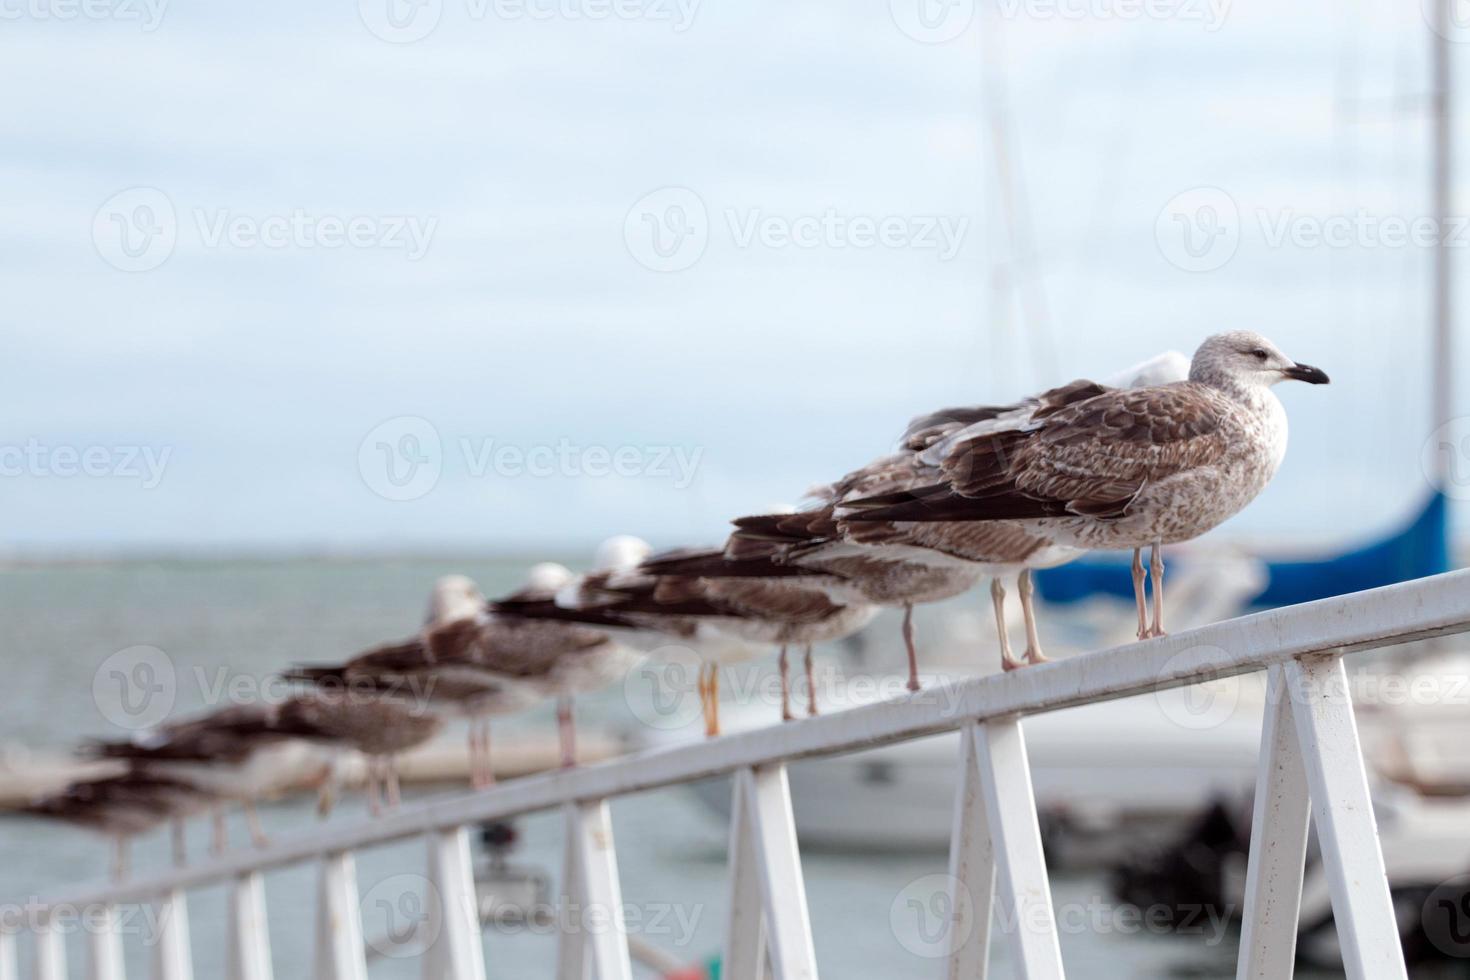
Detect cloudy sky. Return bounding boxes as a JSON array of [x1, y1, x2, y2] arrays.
[[1, 0, 1463, 556]]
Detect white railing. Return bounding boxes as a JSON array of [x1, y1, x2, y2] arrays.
[[8, 568, 1470, 979]]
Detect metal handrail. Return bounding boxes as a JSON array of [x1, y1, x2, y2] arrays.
[[29, 567, 1470, 913]]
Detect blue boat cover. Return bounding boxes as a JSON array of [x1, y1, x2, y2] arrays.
[[1033, 493, 1452, 609]]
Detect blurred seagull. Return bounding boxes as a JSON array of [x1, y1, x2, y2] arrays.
[[632, 547, 878, 722], [418, 547, 649, 768], [286, 573, 543, 789], [515, 537, 772, 737], [844, 332, 1328, 639], [85, 703, 328, 853], [23, 773, 212, 881], [264, 691, 444, 815]]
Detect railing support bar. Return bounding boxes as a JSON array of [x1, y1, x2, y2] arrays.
[[723, 769, 770, 980], [1285, 655, 1408, 979], [1236, 664, 1310, 979], [33, 916, 66, 980], [87, 904, 126, 980], [152, 888, 193, 980], [226, 872, 274, 980], [742, 765, 818, 980], [555, 800, 632, 980], [312, 852, 367, 980], [975, 718, 1064, 979], [946, 722, 996, 979], [422, 827, 486, 980]]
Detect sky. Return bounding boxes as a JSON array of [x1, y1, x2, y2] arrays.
[[1, 0, 1465, 557]]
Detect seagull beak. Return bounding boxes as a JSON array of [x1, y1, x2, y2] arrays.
[[1283, 362, 1330, 385]]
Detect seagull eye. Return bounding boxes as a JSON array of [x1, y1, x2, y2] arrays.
[[1250, 348, 1269, 361]]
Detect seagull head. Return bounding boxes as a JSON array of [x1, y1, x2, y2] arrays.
[[426, 574, 484, 625], [523, 561, 574, 592], [592, 534, 652, 572], [1190, 331, 1330, 390]]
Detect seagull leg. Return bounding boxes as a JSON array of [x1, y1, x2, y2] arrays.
[[317, 756, 340, 819], [210, 804, 227, 856], [1149, 540, 1167, 638], [468, 719, 481, 789], [244, 802, 270, 849], [111, 835, 129, 882], [385, 757, 402, 808], [778, 646, 794, 722], [991, 578, 1021, 672], [1018, 570, 1048, 666], [367, 758, 383, 818], [1131, 548, 1149, 641], [709, 665, 721, 737], [902, 602, 921, 692], [170, 819, 187, 867], [471, 716, 493, 790], [482, 719, 496, 787], [804, 645, 818, 717], [557, 696, 577, 768]]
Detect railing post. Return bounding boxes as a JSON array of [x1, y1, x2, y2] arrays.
[[421, 827, 486, 980], [722, 770, 769, 980], [0, 927, 14, 980], [946, 722, 996, 979], [1236, 664, 1310, 979], [556, 801, 631, 980], [88, 903, 126, 980], [974, 717, 1064, 979], [313, 852, 368, 980], [226, 872, 274, 980], [1284, 655, 1409, 979], [738, 765, 818, 980], [152, 887, 194, 980], [32, 914, 66, 980]]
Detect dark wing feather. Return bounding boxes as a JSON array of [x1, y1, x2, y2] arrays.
[[850, 383, 1231, 525]]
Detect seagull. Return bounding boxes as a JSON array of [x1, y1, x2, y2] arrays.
[[23, 773, 212, 881], [429, 549, 647, 768], [722, 507, 983, 691], [264, 691, 444, 815], [84, 703, 329, 853], [844, 332, 1328, 639], [632, 548, 878, 722], [285, 573, 546, 789], [728, 352, 1192, 675], [526, 537, 771, 738]]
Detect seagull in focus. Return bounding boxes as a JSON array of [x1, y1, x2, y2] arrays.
[[731, 352, 1192, 676], [844, 332, 1328, 639]]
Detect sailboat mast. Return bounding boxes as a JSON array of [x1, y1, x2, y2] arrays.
[[1432, 0, 1454, 452]]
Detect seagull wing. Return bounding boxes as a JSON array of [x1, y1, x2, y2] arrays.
[[849, 383, 1231, 523]]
